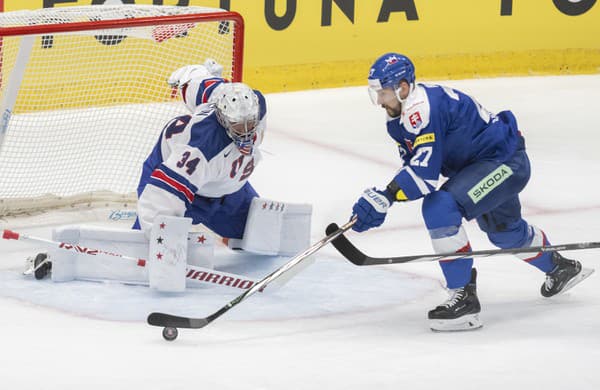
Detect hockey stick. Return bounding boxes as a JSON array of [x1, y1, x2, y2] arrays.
[[325, 223, 600, 266], [146, 218, 357, 336], [2, 229, 257, 291]]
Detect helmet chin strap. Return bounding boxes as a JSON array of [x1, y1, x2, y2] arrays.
[[395, 82, 415, 105]]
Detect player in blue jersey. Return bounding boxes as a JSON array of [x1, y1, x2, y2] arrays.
[[351, 53, 593, 331]]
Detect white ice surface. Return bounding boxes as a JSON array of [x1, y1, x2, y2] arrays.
[[1, 75, 599, 390]]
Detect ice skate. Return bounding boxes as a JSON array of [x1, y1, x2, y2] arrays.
[[23, 253, 52, 280], [541, 252, 594, 297], [428, 268, 482, 332]]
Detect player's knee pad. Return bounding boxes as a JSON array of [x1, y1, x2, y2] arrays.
[[422, 191, 469, 253], [227, 197, 312, 256], [422, 191, 463, 230]]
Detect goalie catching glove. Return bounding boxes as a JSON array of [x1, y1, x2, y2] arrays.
[[167, 58, 223, 87], [351, 187, 394, 232], [168, 58, 225, 113]]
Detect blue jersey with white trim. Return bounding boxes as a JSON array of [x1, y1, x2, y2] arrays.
[[386, 83, 520, 201], [136, 81, 267, 233]]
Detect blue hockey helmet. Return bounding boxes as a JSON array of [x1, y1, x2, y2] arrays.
[[368, 53, 415, 92]]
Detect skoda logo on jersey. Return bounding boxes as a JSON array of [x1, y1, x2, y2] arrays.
[[468, 165, 514, 204]]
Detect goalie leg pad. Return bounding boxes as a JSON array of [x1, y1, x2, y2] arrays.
[[50, 225, 149, 283], [187, 231, 215, 269], [48, 223, 215, 285], [148, 215, 192, 293], [232, 197, 312, 256]]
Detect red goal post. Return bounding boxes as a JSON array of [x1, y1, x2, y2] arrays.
[[0, 5, 244, 217]]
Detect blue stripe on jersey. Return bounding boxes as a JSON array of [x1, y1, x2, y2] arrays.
[[148, 176, 189, 204], [196, 78, 224, 106], [137, 115, 191, 196], [148, 164, 198, 204], [159, 164, 198, 193]]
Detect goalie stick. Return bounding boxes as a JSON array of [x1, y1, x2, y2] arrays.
[[325, 223, 600, 266], [146, 218, 357, 334]]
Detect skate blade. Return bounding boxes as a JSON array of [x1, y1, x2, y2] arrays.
[[429, 313, 483, 332], [556, 267, 595, 296], [23, 257, 35, 276]]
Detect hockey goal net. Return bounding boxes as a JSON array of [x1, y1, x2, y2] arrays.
[[0, 5, 244, 217]]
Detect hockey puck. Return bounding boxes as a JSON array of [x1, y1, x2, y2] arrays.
[[162, 327, 178, 341]]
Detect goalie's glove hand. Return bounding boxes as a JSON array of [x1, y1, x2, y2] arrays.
[[351, 188, 394, 232], [203, 58, 223, 78], [167, 58, 223, 88]]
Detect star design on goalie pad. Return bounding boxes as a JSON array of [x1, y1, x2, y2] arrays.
[[197, 235, 206, 244], [263, 202, 285, 212], [159, 222, 166, 229], [156, 252, 163, 260], [156, 236, 164, 244]]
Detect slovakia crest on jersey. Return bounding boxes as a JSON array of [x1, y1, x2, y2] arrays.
[[409, 112, 422, 129]]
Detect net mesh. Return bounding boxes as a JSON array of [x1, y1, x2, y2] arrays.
[[0, 5, 241, 216]]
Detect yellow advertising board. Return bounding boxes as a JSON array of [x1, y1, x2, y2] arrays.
[[3, 0, 600, 92]]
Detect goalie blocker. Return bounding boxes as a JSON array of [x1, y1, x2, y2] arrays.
[[227, 197, 312, 256]]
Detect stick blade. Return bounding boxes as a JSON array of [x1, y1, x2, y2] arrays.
[[147, 312, 208, 329], [325, 223, 368, 265], [325, 223, 339, 236]]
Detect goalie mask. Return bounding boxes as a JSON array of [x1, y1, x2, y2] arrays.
[[210, 83, 260, 154]]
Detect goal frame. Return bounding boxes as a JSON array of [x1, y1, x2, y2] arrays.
[[0, 6, 245, 217], [0, 9, 245, 82]]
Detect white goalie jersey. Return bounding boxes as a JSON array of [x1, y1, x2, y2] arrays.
[[136, 79, 267, 234]]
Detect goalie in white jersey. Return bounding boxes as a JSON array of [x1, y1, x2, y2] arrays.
[[133, 60, 311, 255], [24, 60, 310, 291], [133, 62, 266, 239]]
